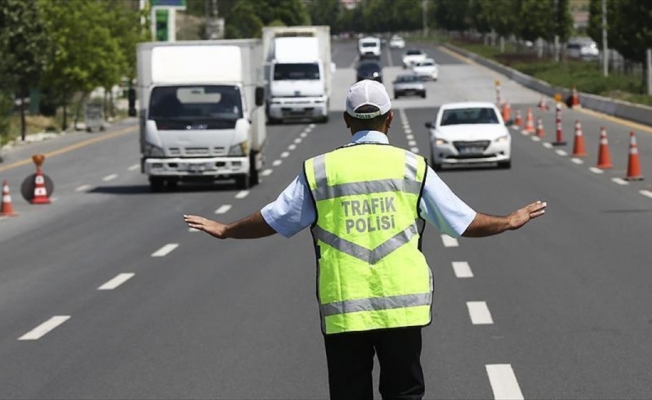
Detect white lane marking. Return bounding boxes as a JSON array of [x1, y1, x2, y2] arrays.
[[640, 190, 652, 199], [75, 184, 92, 192], [408, 140, 417, 146], [589, 167, 604, 174], [531, 136, 541, 142], [272, 159, 282, 167], [486, 364, 525, 400], [542, 143, 553, 148], [128, 164, 140, 171], [261, 169, 273, 176], [151, 244, 179, 257], [404, 127, 412, 133], [300, 132, 308, 138], [406, 134, 414, 140], [50, 197, 58, 202], [98, 273, 135, 290], [612, 178, 629, 185], [281, 152, 290, 158], [452, 261, 473, 278], [235, 190, 249, 199], [571, 158, 584, 164], [294, 138, 302, 144], [309, 123, 316, 129], [467, 301, 494, 325], [441, 235, 459, 247], [215, 205, 232, 214], [555, 150, 567, 156], [19, 316, 70, 341], [103, 174, 118, 182], [289, 144, 297, 150], [188, 227, 199, 232], [410, 147, 420, 153]]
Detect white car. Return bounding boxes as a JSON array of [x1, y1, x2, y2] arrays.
[[389, 35, 405, 49], [425, 102, 511, 170], [358, 37, 381, 60], [402, 48, 427, 69], [412, 58, 438, 81]]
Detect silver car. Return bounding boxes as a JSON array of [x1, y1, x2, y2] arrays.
[[392, 73, 426, 99]]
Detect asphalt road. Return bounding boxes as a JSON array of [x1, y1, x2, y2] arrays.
[[1, 39, 652, 399]]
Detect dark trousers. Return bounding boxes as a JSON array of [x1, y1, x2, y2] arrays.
[[323, 326, 425, 400]]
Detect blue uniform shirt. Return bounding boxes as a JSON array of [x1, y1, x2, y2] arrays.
[[261, 130, 477, 238]]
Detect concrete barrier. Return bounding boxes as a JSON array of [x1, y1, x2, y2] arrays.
[[443, 43, 652, 127]]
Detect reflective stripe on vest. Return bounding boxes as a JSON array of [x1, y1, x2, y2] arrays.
[[305, 145, 432, 334]]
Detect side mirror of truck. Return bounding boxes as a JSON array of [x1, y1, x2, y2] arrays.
[[128, 88, 136, 117], [425, 122, 433, 129], [255, 86, 265, 107]]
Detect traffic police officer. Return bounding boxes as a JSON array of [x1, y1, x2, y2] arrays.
[[184, 80, 547, 400]]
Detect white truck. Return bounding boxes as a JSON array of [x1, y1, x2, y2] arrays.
[[262, 26, 333, 124], [132, 40, 266, 191]]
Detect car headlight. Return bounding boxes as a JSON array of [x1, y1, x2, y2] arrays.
[[229, 141, 249, 156], [495, 135, 510, 143], [144, 142, 165, 157], [435, 138, 448, 146]]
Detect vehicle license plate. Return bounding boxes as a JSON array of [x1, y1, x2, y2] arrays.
[[460, 147, 483, 155], [188, 164, 205, 172]]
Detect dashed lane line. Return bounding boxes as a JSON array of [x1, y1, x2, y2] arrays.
[[531, 136, 541, 142], [408, 140, 417, 146], [128, 164, 140, 171], [467, 301, 494, 325], [300, 132, 308, 138], [611, 178, 629, 185], [410, 147, 420, 153], [215, 205, 232, 214], [261, 169, 273, 177], [289, 144, 297, 150], [188, 227, 199, 232], [103, 174, 118, 182], [272, 160, 282, 167], [98, 273, 135, 290], [294, 138, 302, 144], [555, 150, 567, 156], [571, 158, 584, 164], [486, 364, 525, 400], [452, 261, 473, 278], [542, 143, 553, 148], [151, 244, 179, 257], [75, 184, 92, 192], [640, 190, 652, 199], [589, 167, 604, 174], [235, 190, 249, 199], [18, 316, 70, 341], [281, 152, 290, 158], [441, 235, 459, 247]]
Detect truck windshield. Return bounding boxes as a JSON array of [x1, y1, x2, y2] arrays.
[[149, 85, 243, 123], [273, 63, 320, 80]]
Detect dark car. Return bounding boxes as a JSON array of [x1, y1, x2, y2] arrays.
[[356, 61, 383, 83]]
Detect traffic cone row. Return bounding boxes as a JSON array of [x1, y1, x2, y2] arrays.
[[571, 86, 581, 108], [537, 96, 549, 111], [625, 131, 644, 181], [596, 127, 613, 169], [572, 120, 587, 157], [502, 101, 511, 122], [514, 109, 522, 129], [522, 108, 535, 134], [535, 118, 545, 138]]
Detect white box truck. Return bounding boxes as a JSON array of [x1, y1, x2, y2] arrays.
[[262, 26, 333, 124], [133, 40, 266, 191]]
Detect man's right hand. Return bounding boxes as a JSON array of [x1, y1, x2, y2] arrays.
[[184, 215, 228, 239]]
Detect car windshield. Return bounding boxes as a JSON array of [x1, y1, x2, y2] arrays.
[[419, 61, 435, 66], [361, 42, 378, 48], [406, 50, 422, 55], [396, 75, 419, 82], [273, 63, 320, 80], [440, 107, 500, 126], [149, 85, 242, 121]]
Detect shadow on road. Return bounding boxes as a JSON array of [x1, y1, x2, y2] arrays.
[[89, 181, 239, 195]]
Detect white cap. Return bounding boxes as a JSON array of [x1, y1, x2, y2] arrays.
[[345, 80, 392, 119]]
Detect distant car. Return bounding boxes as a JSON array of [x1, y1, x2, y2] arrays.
[[567, 39, 600, 60], [389, 35, 405, 49], [425, 102, 511, 170], [393, 73, 425, 99], [358, 37, 381, 60], [402, 48, 427, 69], [356, 60, 383, 83], [412, 58, 438, 81]]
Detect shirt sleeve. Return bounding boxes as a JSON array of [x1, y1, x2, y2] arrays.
[[261, 172, 316, 238], [418, 166, 477, 238]]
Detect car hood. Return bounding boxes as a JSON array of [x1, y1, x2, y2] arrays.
[[434, 124, 509, 140]]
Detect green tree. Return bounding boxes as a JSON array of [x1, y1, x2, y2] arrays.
[[0, 0, 51, 140], [432, 0, 471, 32], [608, 0, 652, 63], [471, 0, 518, 38], [225, 0, 311, 39], [553, 0, 574, 43], [225, 0, 264, 38], [307, 0, 341, 30], [517, 0, 555, 42]]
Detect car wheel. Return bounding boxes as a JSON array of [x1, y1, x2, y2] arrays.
[[166, 179, 178, 191], [498, 160, 512, 169], [149, 177, 165, 193], [421, 92, 426, 98], [235, 174, 251, 190]]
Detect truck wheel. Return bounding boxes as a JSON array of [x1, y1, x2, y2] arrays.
[[235, 174, 250, 190], [149, 177, 165, 192], [166, 179, 178, 191], [318, 115, 329, 124], [268, 117, 281, 125]]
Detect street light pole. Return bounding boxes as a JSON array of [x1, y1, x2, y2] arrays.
[[602, 0, 608, 77], [422, 0, 428, 37]]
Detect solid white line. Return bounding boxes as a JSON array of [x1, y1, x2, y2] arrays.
[[288, 144, 297, 150], [103, 174, 118, 182], [151, 244, 179, 257], [261, 169, 273, 176], [98, 273, 135, 290], [128, 164, 140, 171], [294, 138, 302, 144], [408, 140, 417, 146], [215, 205, 232, 214], [19, 316, 70, 341], [486, 364, 525, 400], [555, 150, 567, 156], [531, 136, 541, 142], [281, 152, 290, 158], [542, 143, 553, 148], [571, 158, 584, 164], [640, 190, 652, 199], [272, 159, 282, 167], [589, 167, 604, 174], [441, 235, 459, 247], [406, 134, 414, 140], [235, 190, 249, 199], [611, 177, 629, 185], [75, 184, 92, 192], [410, 147, 420, 153], [452, 261, 473, 278], [467, 301, 494, 325]]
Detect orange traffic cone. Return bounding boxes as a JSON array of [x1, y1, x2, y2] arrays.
[[502, 101, 511, 123], [537, 96, 549, 111], [31, 168, 51, 204], [596, 127, 613, 169], [514, 109, 522, 129], [535, 118, 545, 138], [571, 85, 581, 108], [522, 108, 535, 134], [572, 120, 587, 157], [1, 180, 17, 217], [625, 131, 644, 181]]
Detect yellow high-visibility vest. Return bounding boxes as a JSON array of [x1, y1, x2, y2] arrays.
[[304, 143, 432, 334]]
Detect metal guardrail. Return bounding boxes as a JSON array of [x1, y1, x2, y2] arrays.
[[442, 43, 652, 128]]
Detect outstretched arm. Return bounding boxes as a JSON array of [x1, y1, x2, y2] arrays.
[[184, 211, 277, 240], [462, 201, 547, 238]]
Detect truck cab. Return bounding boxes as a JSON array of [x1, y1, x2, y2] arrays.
[[358, 37, 381, 60]]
